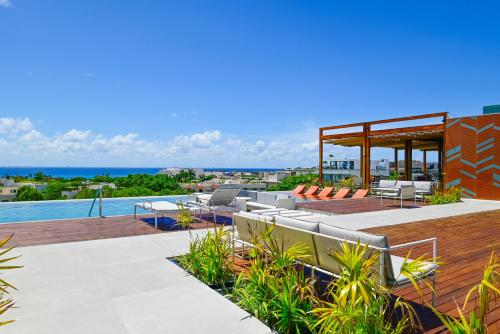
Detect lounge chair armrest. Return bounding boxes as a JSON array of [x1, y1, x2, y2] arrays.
[[388, 237, 438, 262]]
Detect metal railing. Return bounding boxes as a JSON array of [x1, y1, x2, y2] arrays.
[[88, 188, 104, 217]]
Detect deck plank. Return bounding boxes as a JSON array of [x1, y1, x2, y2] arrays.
[[364, 209, 500, 332]]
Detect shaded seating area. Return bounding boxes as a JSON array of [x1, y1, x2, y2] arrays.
[[319, 113, 448, 190]]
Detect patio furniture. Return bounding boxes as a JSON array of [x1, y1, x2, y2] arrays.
[[233, 211, 439, 306], [332, 187, 350, 199], [186, 188, 240, 224], [297, 185, 320, 197], [292, 184, 307, 195], [133, 201, 198, 229], [379, 185, 416, 208], [235, 191, 296, 211], [413, 181, 433, 201], [351, 188, 369, 199], [310, 187, 335, 199]]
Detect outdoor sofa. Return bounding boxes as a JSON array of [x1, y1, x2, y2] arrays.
[[371, 180, 433, 203], [236, 190, 296, 211], [233, 211, 439, 306]]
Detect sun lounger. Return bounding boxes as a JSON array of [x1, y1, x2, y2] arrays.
[[299, 185, 319, 197], [134, 201, 198, 229], [332, 187, 350, 199], [187, 188, 240, 224], [315, 187, 335, 198], [292, 184, 307, 195], [351, 189, 369, 199]]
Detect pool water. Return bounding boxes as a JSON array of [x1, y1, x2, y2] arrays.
[[0, 196, 189, 224]]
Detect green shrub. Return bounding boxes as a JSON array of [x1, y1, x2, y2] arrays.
[[14, 186, 43, 201], [231, 225, 316, 333], [426, 186, 461, 205], [336, 177, 355, 192], [311, 241, 426, 334], [267, 174, 319, 191], [177, 226, 233, 287], [0, 235, 22, 327]]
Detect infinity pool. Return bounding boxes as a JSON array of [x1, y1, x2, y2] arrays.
[[0, 196, 189, 224]]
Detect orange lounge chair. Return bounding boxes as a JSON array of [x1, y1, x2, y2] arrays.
[[351, 188, 369, 199], [299, 185, 320, 197], [292, 184, 307, 195], [311, 187, 335, 199], [332, 187, 350, 199]]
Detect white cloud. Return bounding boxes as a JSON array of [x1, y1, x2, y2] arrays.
[[0, 116, 354, 167], [0, 0, 12, 8], [83, 72, 95, 77], [0, 118, 33, 134]]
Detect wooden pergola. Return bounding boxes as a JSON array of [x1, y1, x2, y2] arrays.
[[319, 112, 448, 187]]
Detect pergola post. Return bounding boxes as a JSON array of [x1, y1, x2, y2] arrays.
[[362, 123, 371, 188], [437, 139, 443, 187], [394, 148, 399, 174], [422, 150, 427, 177], [404, 140, 413, 181], [319, 129, 323, 184]]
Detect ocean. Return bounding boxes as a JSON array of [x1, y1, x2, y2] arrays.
[[0, 167, 284, 179]]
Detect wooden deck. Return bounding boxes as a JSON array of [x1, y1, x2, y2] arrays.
[[0, 213, 232, 247], [365, 209, 500, 333], [296, 196, 422, 214]]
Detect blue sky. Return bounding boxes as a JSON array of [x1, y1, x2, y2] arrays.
[[1, 0, 499, 167]]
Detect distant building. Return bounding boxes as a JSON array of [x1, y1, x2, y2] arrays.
[[483, 104, 500, 115], [0, 187, 17, 201], [159, 167, 205, 177], [322, 159, 390, 183]]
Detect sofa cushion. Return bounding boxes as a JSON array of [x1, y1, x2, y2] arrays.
[[275, 216, 319, 232], [318, 223, 394, 281], [379, 180, 397, 188], [388, 255, 438, 286], [395, 181, 414, 188], [256, 192, 276, 206], [413, 181, 432, 192]]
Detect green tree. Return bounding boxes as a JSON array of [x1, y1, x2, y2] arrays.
[[14, 186, 43, 201], [74, 188, 96, 199], [33, 171, 49, 181], [43, 181, 63, 200], [267, 173, 319, 191]]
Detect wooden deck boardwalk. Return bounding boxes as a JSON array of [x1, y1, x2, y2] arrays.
[[365, 209, 500, 333], [0, 213, 232, 247]]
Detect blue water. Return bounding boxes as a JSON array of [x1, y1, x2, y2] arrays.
[[0, 195, 188, 224], [0, 167, 284, 178]]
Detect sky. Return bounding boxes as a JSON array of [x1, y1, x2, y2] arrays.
[[1, 0, 499, 168]]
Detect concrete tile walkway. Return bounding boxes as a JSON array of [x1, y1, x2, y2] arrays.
[[305, 198, 500, 230], [3, 229, 271, 334]]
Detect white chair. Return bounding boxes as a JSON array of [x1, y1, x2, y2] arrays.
[[187, 188, 240, 224]]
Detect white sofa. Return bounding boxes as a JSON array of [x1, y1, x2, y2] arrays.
[[233, 211, 438, 305]]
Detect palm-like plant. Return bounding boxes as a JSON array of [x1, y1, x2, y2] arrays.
[[432, 252, 499, 333], [176, 202, 195, 237], [231, 224, 316, 333], [177, 226, 233, 288], [311, 241, 422, 334], [0, 235, 22, 327]]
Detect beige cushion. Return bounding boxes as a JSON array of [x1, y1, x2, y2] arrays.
[[388, 256, 438, 286], [317, 224, 393, 284], [379, 180, 397, 188], [275, 216, 319, 232]]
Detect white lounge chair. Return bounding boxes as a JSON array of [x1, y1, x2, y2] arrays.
[[134, 201, 198, 229], [187, 188, 240, 224]]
